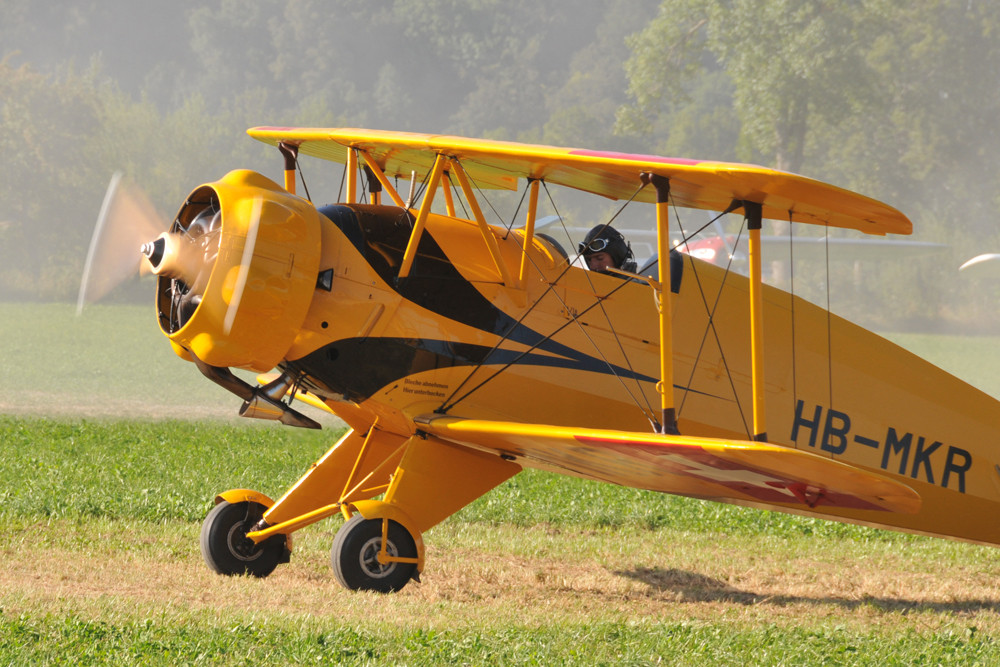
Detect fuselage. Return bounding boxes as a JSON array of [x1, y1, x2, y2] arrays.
[[279, 202, 1000, 546]]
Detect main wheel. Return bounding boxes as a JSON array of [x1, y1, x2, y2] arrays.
[[200, 500, 287, 578], [331, 514, 417, 593]]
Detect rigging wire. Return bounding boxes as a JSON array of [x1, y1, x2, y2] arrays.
[[465, 170, 511, 230], [447, 171, 472, 220], [672, 204, 751, 438], [501, 183, 531, 236], [547, 182, 660, 423], [440, 276, 635, 413], [356, 155, 371, 204], [336, 160, 346, 204], [437, 175, 650, 416], [535, 179, 658, 421], [411, 169, 432, 212], [539, 181, 574, 251], [392, 167, 435, 233], [678, 214, 728, 246], [437, 172, 656, 423], [292, 151, 312, 203]]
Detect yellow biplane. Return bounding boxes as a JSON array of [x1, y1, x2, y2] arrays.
[[127, 127, 1000, 593]]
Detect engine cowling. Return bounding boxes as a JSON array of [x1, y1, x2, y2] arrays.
[[145, 169, 322, 372]]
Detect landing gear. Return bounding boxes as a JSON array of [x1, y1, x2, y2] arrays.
[[331, 514, 418, 593], [200, 500, 288, 578]]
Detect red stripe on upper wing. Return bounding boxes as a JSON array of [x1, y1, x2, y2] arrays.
[[568, 149, 704, 166]]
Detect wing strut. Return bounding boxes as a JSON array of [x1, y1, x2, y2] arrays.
[[640, 173, 678, 435], [358, 150, 407, 207], [517, 179, 541, 289], [345, 148, 358, 203], [743, 201, 768, 441], [449, 159, 514, 286], [398, 154, 447, 279], [279, 142, 298, 195]]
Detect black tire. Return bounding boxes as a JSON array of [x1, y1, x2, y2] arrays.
[[331, 514, 417, 593], [200, 500, 287, 578]]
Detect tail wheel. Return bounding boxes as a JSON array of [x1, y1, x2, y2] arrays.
[[331, 514, 417, 593], [200, 500, 287, 578]]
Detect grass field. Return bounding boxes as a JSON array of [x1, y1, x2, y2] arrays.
[[4, 303, 1000, 663], [4, 416, 1000, 664]]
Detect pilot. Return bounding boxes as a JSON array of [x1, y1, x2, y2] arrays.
[[579, 225, 637, 274]]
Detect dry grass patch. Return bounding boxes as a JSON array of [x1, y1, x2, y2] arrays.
[[3, 518, 1000, 640]]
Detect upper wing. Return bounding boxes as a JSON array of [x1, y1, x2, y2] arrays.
[[248, 126, 911, 236], [415, 415, 920, 515]]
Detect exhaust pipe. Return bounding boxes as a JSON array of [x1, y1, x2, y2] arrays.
[[240, 373, 320, 429], [190, 354, 321, 429]]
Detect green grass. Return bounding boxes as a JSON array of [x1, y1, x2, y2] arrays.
[[0, 417, 333, 523], [3, 415, 1000, 664], [5, 303, 1000, 663], [0, 302, 310, 420], [1, 614, 994, 666]]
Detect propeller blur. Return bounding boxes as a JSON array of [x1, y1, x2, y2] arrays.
[[77, 172, 167, 314]]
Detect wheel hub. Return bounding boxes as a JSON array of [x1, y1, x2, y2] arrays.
[[358, 536, 398, 578], [227, 522, 263, 562]]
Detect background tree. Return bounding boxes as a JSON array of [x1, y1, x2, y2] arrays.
[[0, 58, 112, 299], [618, 0, 883, 175], [3, 0, 1000, 330], [616, 0, 1000, 328]]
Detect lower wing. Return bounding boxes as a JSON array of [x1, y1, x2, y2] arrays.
[[415, 416, 920, 514]]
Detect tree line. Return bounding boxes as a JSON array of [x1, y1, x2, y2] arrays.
[[2, 0, 998, 328]]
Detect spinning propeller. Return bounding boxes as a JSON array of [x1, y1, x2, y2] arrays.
[[959, 253, 1000, 278], [77, 172, 265, 338], [79, 169, 324, 427], [77, 172, 262, 341], [76, 172, 167, 314]]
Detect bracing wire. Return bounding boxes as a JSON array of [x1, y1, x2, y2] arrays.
[[437, 176, 649, 413], [294, 152, 312, 203], [471, 175, 512, 229], [336, 161, 346, 204], [440, 276, 635, 413], [437, 172, 656, 423], [678, 214, 728, 246], [501, 183, 531, 237], [357, 156, 370, 204], [672, 203, 751, 438], [411, 170, 432, 211], [535, 180, 658, 419], [448, 171, 472, 220], [436, 177, 573, 411]]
